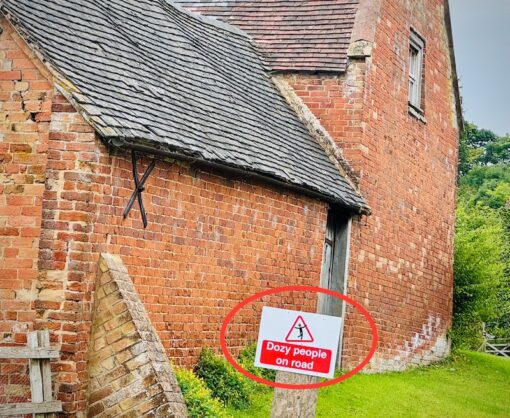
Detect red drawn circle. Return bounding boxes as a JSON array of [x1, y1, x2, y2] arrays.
[[219, 285, 379, 390]]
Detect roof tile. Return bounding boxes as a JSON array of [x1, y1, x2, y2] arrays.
[[173, 0, 359, 72]]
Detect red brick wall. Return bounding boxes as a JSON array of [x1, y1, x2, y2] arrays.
[[0, 18, 53, 344], [284, 0, 459, 370], [40, 105, 326, 414], [0, 21, 328, 414], [0, 19, 54, 406], [282, 62, 368, 180]]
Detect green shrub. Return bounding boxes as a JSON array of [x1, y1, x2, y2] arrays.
[[238, 342, 276, 384], [174, 367, 232, 418], [194, 349, 251, 410], [453, 199, 507, 348]]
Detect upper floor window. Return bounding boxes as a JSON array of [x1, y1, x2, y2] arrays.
[[408, 30, 425, 114]]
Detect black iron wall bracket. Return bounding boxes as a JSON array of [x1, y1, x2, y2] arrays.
[[123, 150, 156, 229]]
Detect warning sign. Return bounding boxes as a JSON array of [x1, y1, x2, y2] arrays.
[[254, 307, 342, 378], [285, 316, 314, 342]]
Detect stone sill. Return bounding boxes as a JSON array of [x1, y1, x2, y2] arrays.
[[408, 105, 427, 124]]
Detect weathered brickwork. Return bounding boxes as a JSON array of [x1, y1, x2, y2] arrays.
[[283, 0, 459, 371], [0, 18, 54, 406], [281, 61, 368, 180], [0, 18, 53, 343], [19, 97, 322, 415], [87, 253, 187, 418], [0, 25, 327, 415], [0, 0, 460, 415]]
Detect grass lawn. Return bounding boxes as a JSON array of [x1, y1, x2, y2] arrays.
[[229, 351, 510, 417]]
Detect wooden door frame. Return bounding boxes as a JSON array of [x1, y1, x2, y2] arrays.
[[318, 211, 352, 369]]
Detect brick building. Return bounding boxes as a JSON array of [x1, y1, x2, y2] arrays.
[[0, 0, 460, 416]]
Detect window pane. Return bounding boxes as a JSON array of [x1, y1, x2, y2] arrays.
[[409, 33, 424, 110], [409, 49, 417, 76]]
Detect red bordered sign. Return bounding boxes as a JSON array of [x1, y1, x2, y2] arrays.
[[254, 307, 342, 378]]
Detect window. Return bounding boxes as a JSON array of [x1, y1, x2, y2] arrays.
[[408, 30, 425, 113]]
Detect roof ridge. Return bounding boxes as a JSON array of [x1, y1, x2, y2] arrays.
[[173, 0, 359, 72], [161, 0, 272, 72], [162, 0, 252, 39], [161, 1, 273, 70]]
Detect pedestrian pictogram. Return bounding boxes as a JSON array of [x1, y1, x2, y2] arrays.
[[285, 315, 314, 342], [255, 307, 342, 378]]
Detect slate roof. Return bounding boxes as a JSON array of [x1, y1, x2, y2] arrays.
[[173, 0, 359, 72], [1, 0, 368, 213]]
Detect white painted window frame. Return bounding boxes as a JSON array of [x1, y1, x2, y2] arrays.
[[408, 29, 425, 113]]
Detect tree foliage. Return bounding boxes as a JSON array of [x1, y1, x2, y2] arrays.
[[453, 122, 510, 347], [453, 199, 507, 347], [458, 122, 510, 176]]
